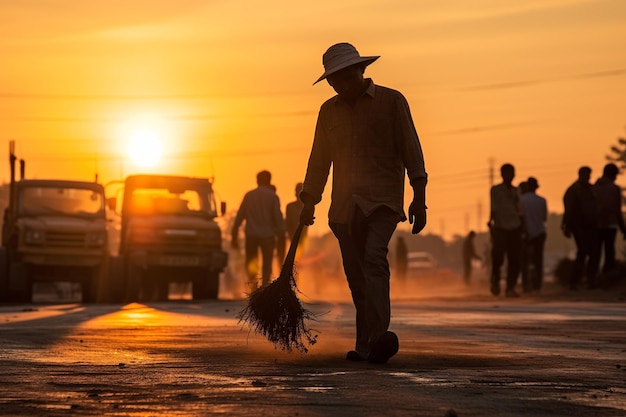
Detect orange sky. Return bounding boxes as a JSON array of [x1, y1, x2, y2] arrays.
[[1, 0, 625, 240]]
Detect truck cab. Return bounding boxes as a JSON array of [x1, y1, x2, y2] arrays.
[[0, 179, 109, 303], [109, 174, 228, 301]]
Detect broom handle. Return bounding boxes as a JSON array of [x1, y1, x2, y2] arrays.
[[281, 222, 305, 274]]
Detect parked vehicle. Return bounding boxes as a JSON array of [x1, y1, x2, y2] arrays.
[[107, 174, 228, 302], [0, 141, 109, 302], [407, 251, 437, 277]]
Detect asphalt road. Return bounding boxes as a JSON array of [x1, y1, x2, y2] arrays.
[[0, 279, 625, 417]]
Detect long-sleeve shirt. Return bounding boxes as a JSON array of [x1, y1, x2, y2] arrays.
[[301, 80, 427, 224], [521, 192, 547, 238], [593, 177, 626, 232], [490, 183, 522, 230], [563, 180, 597, 229], [232, 185, 285, 238]]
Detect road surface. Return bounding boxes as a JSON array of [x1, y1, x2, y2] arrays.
[[0, 278, 625, 416]]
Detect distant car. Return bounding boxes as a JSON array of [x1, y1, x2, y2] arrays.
[[407, 251, 437, 276]]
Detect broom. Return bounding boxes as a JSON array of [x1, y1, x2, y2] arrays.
[[238, 222, 317, 353]]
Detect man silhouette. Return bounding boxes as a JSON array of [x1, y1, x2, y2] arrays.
[[488, 163, 523, 297], [562, 166, 598, 290], [231, 170, 286, 290], [299, 42, 427, 363]]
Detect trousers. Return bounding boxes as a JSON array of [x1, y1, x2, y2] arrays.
[[330, 206, 399, 353]]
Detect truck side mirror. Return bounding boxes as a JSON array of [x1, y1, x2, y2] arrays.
[[106, 197, 117, 211], [220, 201, 226, 216]]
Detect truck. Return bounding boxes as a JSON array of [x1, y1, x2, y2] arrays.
[[107, 174, 228, 302], [0, 142, 110, 303]]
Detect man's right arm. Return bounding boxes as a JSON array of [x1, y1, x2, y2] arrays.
[[300, 112, 332, 225], [231, 198, 246, 249]]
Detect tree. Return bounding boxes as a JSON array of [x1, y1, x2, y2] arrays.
[[607, 136, 626, 168]]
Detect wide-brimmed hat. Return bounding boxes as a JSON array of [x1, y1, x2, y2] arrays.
[[313, 43, 379, 85], [527, 177, 539, 190]]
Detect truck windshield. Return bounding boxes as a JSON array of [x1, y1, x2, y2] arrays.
[[127, 188, 211, 216], [19, 187, 104, 216]]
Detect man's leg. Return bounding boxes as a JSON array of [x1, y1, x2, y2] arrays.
[[586, 227, 601, 288], [330, 222, 369, 356], [355, 207, 399, 363], [571, 229, 589, 289], [505, 228, 522, 296], [531, 234, 546, 291], [360, 207, 398, 344], [463, 260, 471, 284], [259, 236, 276, 286], [521, 239, 532, 292], [490, 228, 505, 295], [601, 228, 617, 273], [244, 236, 260, 290]]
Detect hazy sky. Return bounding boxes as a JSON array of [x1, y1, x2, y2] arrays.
[[1, 0, 625, 239]]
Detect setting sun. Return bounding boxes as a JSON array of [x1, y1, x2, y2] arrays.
[[128, 126, 163, 168], [119, 114, 167, 169]]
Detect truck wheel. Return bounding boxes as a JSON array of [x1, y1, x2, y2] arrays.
[[192, 270, 219, 300], [106, 256, 125, 303], [81, 267, 100, 303], [8, 262, 31, 303], [125, 263, 142, 302], [156, 280, 169, 301]]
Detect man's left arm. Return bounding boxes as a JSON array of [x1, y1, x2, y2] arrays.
[[394, 93, 428, 234]]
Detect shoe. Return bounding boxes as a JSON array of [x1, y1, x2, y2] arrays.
[[368, 331, 399, 364], [346, 350, 367, 362], [505, 289, 520, 298]]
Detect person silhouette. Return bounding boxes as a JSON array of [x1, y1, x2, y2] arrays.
[[395, 236, 408, 283], [299, 42, 427, 363], [520, 177, 547, 292], [488, 163, 523, 297], [591, 163, 626, 286], [562, 166, 598, 290], [285, 182, 307, 259], [231, 171, 286, 290], [462, 230, 482, 284]]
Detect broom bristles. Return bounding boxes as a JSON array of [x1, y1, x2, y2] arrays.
[[237, 223, 317, 353]]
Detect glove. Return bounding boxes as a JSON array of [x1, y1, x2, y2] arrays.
[[408, 181, 427, 234], [299, 203, 315, 226], [231, 230, 239, 249], [408, 201, 426, 234]]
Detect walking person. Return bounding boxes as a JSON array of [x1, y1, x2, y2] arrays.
[[299, 42, 427, 363], [231, 170, 286, 291], [285, 182, 308, 260], [591, 163, 626, 286], [520, 177, 547, 292], [462, 230, 482, 285], [488, 163, 523, 297], [395, 236, 408, 284], [562, 166, 598, 290]]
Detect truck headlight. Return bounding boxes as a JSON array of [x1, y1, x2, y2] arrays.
[[24, 230, 45, 245], [86, 231, 106, 247]]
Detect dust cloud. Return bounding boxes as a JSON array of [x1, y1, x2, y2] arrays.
[[220, 234, 486, 303]]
